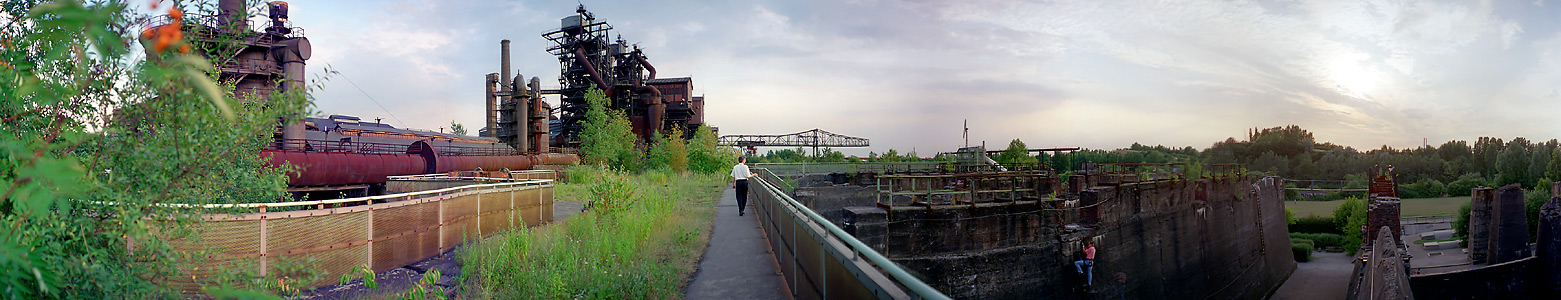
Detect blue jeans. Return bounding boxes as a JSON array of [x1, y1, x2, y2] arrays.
[[1074, 260, 1093, 285]]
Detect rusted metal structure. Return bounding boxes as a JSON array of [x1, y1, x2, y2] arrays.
[[541, 5, 707, 147], [485, 40, 552, 153], [718, 128, 870, 155], [160, 1, 578, 197]]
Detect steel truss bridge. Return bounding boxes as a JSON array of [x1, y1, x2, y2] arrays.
[[718, 129, 869, 155]]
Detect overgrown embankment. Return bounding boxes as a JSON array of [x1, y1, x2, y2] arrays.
[[458, 166, 726, 298]]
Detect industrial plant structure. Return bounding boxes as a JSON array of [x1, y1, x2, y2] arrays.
[[164, 1, 578, 198], [535, 5, 708, 148]]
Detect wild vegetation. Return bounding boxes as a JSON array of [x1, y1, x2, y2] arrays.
[[461, 86, 735, 297], [2, 1, 311, 297]]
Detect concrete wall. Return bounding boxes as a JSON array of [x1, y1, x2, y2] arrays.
[[1409, 257, 1535, 300], [845, 175, 1295, 299]]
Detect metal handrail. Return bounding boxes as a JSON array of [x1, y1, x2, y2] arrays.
[[753, 168, 951, 300]]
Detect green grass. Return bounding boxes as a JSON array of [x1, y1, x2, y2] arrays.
[[1286, 196, 1469, 218], [457, 166, 727, 299]]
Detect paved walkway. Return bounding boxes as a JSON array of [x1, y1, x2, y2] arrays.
[[1270, 251, 1355, 300], [685, 187, 790, 300]]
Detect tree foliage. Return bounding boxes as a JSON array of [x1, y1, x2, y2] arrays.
[[646, 126, 689, 172], [688, 125, 737, 174], [2, 1, 308, 297], [996, 139, 1039, 166], [449, 121, 467, 136], [578, 87, 641, 171]]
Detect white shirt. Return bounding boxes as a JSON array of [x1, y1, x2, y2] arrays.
[[731, 163, 751, 180]]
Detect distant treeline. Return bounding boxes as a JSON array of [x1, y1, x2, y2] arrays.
[[750, 125, 1561, 194]]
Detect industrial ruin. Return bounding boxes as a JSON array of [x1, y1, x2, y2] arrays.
[[768, 147, 1295, 299], [522, 5, 708, 148], [1348, 179, 1561, 300]]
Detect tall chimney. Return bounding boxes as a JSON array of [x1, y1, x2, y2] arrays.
[[218, 0, 248, 29], [485, 73, 498, 137], [500, 40, 512, 94]]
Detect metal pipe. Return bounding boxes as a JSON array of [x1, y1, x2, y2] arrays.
[[218, 0, 247, 29], [633, 51, 656, 80], [571, 47, 610, 96]]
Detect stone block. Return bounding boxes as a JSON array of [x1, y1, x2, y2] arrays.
[[1491, 184, 1530, 264], [1537, 196, 1561, 297], [1469, 186, 1494, 263]]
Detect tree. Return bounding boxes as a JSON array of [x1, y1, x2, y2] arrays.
[[1333, 197, 1368, 254], [449, 121, 467, 136], [1496, 139, 1532, 188], [997, 139, 1039, 166], [2, 2, 307, 297], [688, 125, 737, 174], [578, 87, 641, 171], [646, 126, 689, 172]]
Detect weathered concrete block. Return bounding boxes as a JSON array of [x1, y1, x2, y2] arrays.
[[1492, 184, 1530, 264], [1538, 196, 1561, 297], [1365, 197, 1402, 251], [1469, 186, 1494, 264]]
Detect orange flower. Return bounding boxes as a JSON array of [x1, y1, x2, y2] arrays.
[[168, 7, 183, 21], [179, 44, 190, 54]]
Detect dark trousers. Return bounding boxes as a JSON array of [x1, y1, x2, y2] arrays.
[[735, 179, 749, 213]]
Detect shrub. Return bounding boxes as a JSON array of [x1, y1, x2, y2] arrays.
[[1455, 202, 1471, 238], [1400, 178, 1447, 198], [1289, 216, 1341, 234], [1291, 242, 1314, 262], [1447, 173, 1485, 197], [1333, 197, 1367, 254], [1526, 187, 1551, 242], [1290, 232, 1346, 248]]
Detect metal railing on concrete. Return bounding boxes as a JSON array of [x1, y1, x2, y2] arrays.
[[752, 168, 950, 300], [164, 177, 554, 290]]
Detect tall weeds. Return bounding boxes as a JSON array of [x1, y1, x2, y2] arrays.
[[460, 166, 725, 299]]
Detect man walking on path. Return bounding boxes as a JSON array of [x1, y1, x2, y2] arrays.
[[731, 156, 756, 216], [1074, 241, 1096, 286]]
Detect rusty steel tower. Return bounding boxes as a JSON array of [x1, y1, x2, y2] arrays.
[[541, 5, 704, 148], [176, 0, 312, 149]]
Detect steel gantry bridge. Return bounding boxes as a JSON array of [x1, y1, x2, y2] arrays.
[[718, 129, 869, 155]]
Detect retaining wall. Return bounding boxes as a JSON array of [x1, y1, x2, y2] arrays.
[[846, 176, 1295, 299]]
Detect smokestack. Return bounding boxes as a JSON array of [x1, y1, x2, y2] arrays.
[[485, 73, 498, 137], [500, 40, 512, 94], [218, 0, 248, 29]]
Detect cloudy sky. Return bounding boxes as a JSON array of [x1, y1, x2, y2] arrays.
[[203, 0, 1561, 154]]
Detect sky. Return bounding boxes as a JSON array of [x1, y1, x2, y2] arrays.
[[167, 0, 1561, 155]]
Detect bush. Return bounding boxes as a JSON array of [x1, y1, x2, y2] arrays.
[[1290, 232, 1346, 248], [1333, 197, 1367, 254], [1447, 173, 1485, 197], [1455, 202, 1471, 238], [1400, 178, 1447, 198], [1291, 242, 1314, 262], [1526, 188, 1551, 242], [1289, 216, 1341, 234], [1305, 191, 1367, 201], [1343, 236, 1362, 256]]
